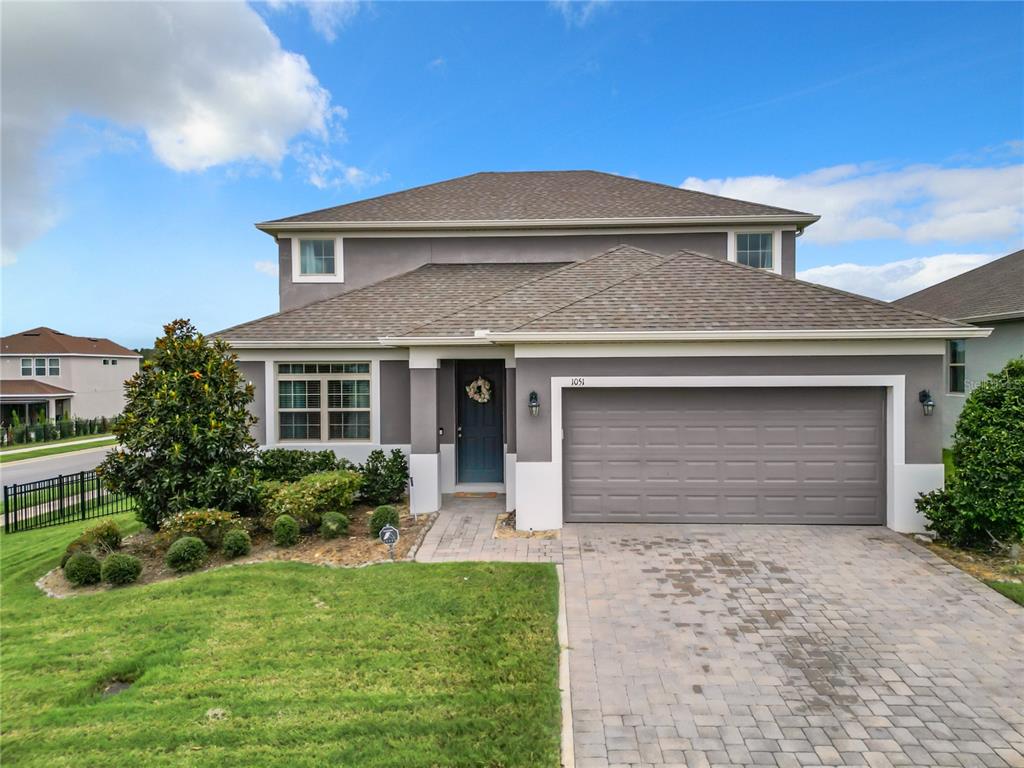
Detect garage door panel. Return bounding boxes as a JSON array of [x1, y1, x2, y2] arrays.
[[563, 387, 885, 525]]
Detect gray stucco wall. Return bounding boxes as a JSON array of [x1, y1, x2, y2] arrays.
[[781, 231, 796, 278], [515, 355, 944, 465], [437, 360, 456, 445], [410, 368, 439, 454], [236, 360, 266, 445], [506, 367, 517, 453], [941, 318, 1024, 444], [379, 360, 410, 444], [279, 232, 729, 310]]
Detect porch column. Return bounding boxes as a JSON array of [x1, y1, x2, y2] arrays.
[[409, 363, 441, 514], [505, 362, 517, 512], [45, 398, 55, 420]]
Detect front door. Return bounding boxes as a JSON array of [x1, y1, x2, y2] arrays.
[[456, 360, 504, 483]]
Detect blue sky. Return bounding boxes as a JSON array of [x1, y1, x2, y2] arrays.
[[2, 1, 1022, 348]]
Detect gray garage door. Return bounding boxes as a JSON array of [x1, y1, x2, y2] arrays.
[[563, 387, 886, 524]]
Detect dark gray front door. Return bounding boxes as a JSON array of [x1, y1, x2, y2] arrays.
[[563, 387, 886, 524], [456, 360, 504, 483]]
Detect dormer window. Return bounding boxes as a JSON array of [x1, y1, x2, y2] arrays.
[[736, 233, 773, 269], [291, 236, 344, 283]]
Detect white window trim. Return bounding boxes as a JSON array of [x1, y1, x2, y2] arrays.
[[726, 228, 783, 274], [289, 235, 345, 284], [274, 361, 372, 443]]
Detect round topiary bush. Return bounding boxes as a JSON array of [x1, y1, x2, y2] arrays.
[[166, 536, 208, 572], [923, 358, 1024, 548], [64, 552, 102, 586], [222, 528, 252, 558], [101, 553, 143, 585], [320, 510, 350, 539], [369, 505, 400, 538], [273, 514, 299, 547]]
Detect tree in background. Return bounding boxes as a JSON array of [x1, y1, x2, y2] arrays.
[[100, 319, 258, 530]]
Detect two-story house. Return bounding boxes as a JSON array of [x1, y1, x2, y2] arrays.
[[216, 171, 986, 533], [0, 327, 141, 424]]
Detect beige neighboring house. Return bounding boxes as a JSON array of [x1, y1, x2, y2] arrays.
[[0, 327, 141, 424]]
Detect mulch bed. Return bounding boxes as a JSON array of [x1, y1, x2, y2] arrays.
[[907, 534, 1024, 584], [493, 511, 559, 540], [38, 503, 436, 599]]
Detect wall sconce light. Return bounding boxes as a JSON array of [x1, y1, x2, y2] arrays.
[[528, 391, 540, 417], [919, 389, 935, 416]]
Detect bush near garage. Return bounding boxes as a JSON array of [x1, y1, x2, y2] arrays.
[[359, 449, 409, 506], [919, 357, 1024, 548]]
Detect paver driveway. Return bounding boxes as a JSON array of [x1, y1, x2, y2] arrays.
[[563, 524, 1024, 768], [417, 503, 1024, 768]]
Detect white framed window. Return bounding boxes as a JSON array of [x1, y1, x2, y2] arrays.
[[290, 236, 344, 283], [20, 358, 31, 376], [111, 358, 118, 366], [34, 358, 46, 376], [948, 339, 966, 394], [736, 232, 773, 269], [276, 362, 370, 441], [48, 358, 60, 376]]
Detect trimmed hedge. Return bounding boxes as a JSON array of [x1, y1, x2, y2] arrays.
[[222, 529, 252, 558], [162, 509, 241, 548], [264, 470, 362, 530], [359, 449, 409, 506], [256, 449, 340, 482], [101, 554, 143, 585], [273, 515, 299, 547], [369, 505, 400, 538], [64, 552, 101, 586], [166, 536, 208, 572], [320, 511, 350, 540]]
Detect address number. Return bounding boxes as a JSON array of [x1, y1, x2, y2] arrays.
[[571, 377, 586, 386]]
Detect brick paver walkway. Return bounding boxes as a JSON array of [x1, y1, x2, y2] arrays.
[[417, 498, 1024, 768]]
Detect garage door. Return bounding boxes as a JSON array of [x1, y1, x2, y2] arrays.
[[563, 387, 885, 524]]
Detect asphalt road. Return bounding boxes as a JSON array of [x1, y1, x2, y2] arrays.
[[0, 446, 116, 487]]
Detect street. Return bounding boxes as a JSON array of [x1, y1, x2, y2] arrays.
[[0, 446, 116, 487]]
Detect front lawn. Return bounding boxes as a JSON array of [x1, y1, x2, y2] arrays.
[[987, 581, 1024, 606], [0, 436, 116, 464], [1, 515, 561, 767]]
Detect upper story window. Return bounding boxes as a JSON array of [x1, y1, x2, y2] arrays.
[[736, 233, 773, 269], [20, 358, 31, 376], [102, 358, 119, 366], [48, 358, 60, 376], [948, 339, 966, 394], [22, 357, 59, 376], [277, 362, 371, 442], [291, 237, 344, 283], [34, 358, 46, 376]]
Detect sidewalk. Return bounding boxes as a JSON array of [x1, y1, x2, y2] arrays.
[[0, 435, 115, 456]]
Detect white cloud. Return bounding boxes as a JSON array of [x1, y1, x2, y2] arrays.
[[1, 1, 344, 261], [797, 253, 1000, 301], [550, 0, 609, 27], [683, 158, 1024, 245], [254, 260, 279, 277], [265, 1, 363, 43], [294, 143, 385, 190]]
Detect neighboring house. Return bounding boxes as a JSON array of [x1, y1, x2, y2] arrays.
[[0, 327, 141, 424], [216, 171, 986, 533], [894, 249, 1024, 446]]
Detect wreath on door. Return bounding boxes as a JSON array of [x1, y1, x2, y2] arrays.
[[465, 376, 492, 404]]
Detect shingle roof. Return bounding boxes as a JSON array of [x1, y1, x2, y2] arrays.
[[894, 249, 1024, 322], [215, 263, 566, 342], [1, 327, 138, 357], [261, 171, 815, 227], [402, 246, 967, 337], [0, 379, 75, 397]]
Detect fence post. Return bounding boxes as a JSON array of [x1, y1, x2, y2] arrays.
[[3, 484, 10, 534], [80, 471, 87, 520], [57, 474, 64, 521]]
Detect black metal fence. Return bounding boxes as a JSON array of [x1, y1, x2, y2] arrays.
[[3, 470, 134, 534]]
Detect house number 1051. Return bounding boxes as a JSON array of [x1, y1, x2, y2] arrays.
[[571, 377, 586, 386]]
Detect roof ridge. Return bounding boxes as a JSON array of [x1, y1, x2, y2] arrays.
[[394, 244, 653, 337], [669, 249, 970, 328], [894, 248, 1023, 305]]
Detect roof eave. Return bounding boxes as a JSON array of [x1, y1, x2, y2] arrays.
[[481, 328, 992, 343], [256, 213, 821, 235], [223, 339, 394, 349], [957, 310, 1024, 324]]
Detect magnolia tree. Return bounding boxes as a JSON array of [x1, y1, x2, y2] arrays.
[[100, 319, 258, 530]]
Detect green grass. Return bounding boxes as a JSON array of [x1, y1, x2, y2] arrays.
[[942, 448, 955, 483], [987, 581, 1024, 606], [0, 516, 561, 767], [0, 436, 117, 464]]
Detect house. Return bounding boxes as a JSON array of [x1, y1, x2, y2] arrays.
[[894, 249, 1024, 445], [0, 327, 141, 424], [216, 171, 987, 533]]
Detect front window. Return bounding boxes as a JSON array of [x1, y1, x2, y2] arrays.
[[34, 358, 46, 376], [736, 233, 773, 269], [299, 239, 336, 275], [277, 362, 371, 442], [48, 358, 60, 376], [948, 339, 966, 393], [20, 358, 31, 376]]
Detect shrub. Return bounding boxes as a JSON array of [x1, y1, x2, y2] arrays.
[[64, 552, 101, 586], [166, 536, 208, 572], [320, 511, 350, 539], [162, 508, 241, 548], [61, 520, 122, 566], [917, 488, 960, 542], [265, 470, 362, 530], [101, 553, 143, 585], [923, 357, 1024, 548], [273, 515, 299, 547], [256, 448, 339, 482], [98, 319, 259, 531], [359, 449, 409, 506], [222, 528, 252, 558], [369, 505, 400, 538]]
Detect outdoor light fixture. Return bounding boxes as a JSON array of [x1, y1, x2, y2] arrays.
[[919, 389, 935, 416], [528, 391, 540, 417]]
